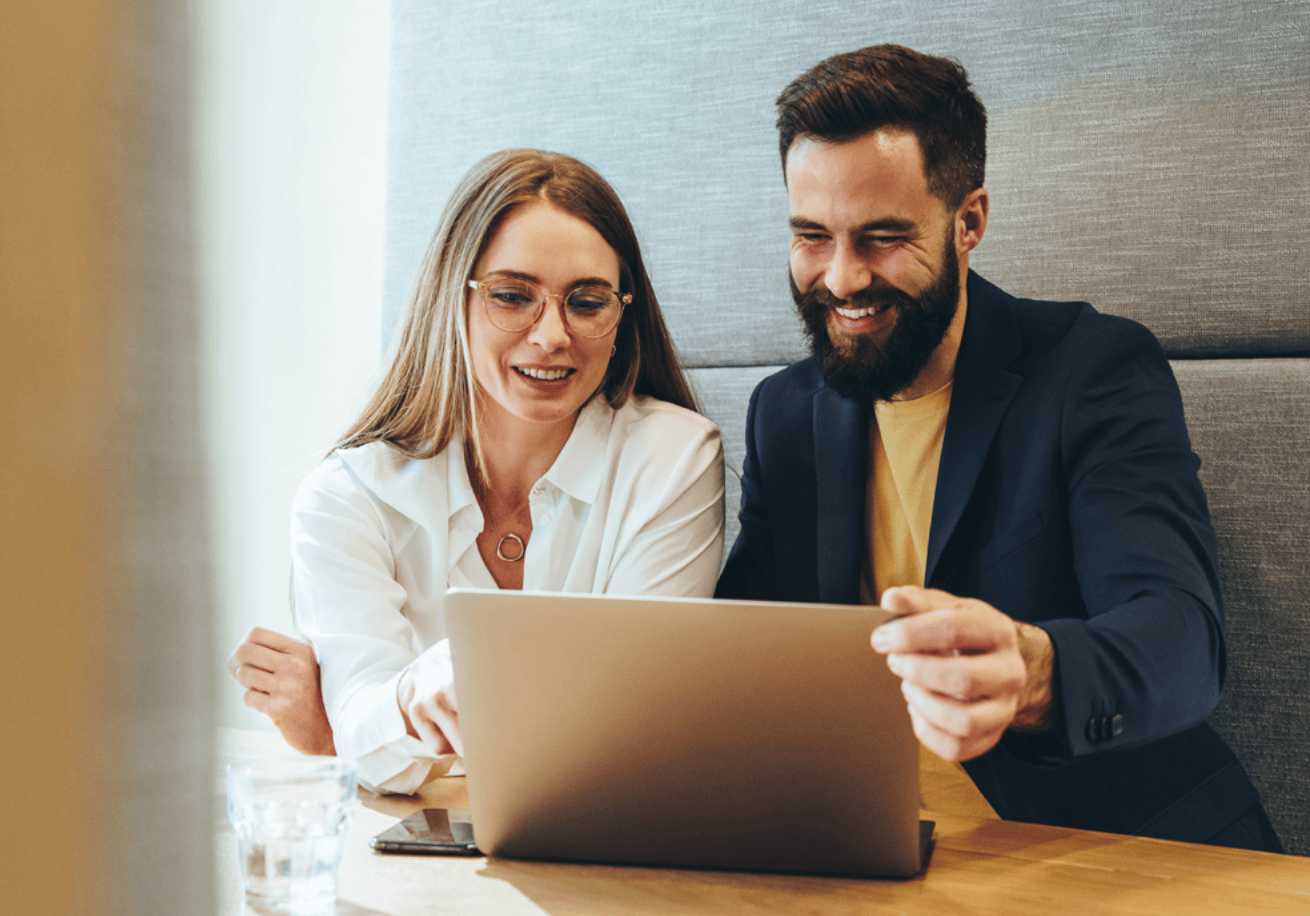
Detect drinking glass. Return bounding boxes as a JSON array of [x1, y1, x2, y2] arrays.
[[226, 758, 358, 913]]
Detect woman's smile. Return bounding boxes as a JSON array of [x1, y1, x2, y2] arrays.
[[514, 365, 575, 382]]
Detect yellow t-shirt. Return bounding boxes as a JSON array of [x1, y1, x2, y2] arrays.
[[859, 380, 1000, 818], [860, 380, 953, 604]]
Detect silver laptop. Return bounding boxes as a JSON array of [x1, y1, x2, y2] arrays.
[[443, 588, 932, 878]]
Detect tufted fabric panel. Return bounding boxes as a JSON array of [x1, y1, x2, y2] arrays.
[[385, 0, 1309, 362], [689, 364, 781, 552], [1175, 358, 1310, 854]]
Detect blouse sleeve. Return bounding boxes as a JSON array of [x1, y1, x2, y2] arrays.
[[290, 456, 456, 792], [602, 409, 725, 598]]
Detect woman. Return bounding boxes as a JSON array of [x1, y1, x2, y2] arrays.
[[228, 150, 724, 792]]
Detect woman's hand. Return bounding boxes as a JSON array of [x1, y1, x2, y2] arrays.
[[227, 627, 337, 757], [397, 644, 464, 758]]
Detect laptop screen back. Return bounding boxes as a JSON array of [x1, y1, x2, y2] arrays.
[[444, 588, 925, 878]]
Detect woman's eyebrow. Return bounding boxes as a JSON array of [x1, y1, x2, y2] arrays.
[[482, 269, 616, 289]]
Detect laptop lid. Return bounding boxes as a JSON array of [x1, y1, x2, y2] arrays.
[[443, 588, 929, 878]]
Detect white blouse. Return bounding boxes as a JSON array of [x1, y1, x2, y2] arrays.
[[291, 396, 725, 792]]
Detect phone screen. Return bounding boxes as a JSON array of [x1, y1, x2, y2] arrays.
[[369, 808, 479, 855]]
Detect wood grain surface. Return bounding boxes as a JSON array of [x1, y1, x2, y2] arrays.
[[218, 728, 1308, 915]]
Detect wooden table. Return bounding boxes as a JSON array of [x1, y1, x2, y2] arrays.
[[218, 729, 1309, 915]]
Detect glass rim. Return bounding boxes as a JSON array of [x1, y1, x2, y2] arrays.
[[226, 756, 358, 780]]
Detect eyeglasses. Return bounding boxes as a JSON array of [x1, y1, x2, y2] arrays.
[[468, 277, 629, 339]]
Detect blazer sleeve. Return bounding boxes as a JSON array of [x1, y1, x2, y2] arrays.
[[1032, 317, 1226, 761]]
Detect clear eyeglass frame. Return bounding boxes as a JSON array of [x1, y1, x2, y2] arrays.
[[468, 277, 629, 339]]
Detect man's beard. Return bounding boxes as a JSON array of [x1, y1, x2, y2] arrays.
[[793, 237, 960, 403]]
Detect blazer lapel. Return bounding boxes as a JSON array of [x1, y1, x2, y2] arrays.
[[925, 273, 1024, 585], [813, 387, 869, 604]]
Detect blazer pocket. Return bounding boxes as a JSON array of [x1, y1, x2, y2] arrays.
[[977, 513, 1047, 573]]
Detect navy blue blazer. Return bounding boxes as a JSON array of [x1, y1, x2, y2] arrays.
[[717, 272, 1280, 850]]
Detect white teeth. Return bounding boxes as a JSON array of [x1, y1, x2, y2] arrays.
[[834, 305, 882, 319], [517, 367, 571, 381]]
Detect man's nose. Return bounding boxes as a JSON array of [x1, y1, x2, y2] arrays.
[[824, 241, 873, 301]]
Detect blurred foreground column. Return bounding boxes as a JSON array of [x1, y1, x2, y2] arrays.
[[1, 2, 214, 914]]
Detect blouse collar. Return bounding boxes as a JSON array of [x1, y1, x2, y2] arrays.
[[538, 396, 612, 506], [335, 396, 615, 531]]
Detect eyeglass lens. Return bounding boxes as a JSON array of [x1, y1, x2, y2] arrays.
[[478, 278, 622, 338]]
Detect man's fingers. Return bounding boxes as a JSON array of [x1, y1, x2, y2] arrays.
[[878, 585, 961, 616], [876, 588, 1036, 760], [887, 650, 1025, 701], [873, 605, 1016, 656], [907, 704, 1008, 762], [901, 680, 1017, 741]]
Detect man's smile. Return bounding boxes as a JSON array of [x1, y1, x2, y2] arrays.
[[833, 303, 891, 320]]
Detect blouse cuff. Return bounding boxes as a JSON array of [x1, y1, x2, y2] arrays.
[[356, 735, 464, 794], [338, 667, 465, 794]]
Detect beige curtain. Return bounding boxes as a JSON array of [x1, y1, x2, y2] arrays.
[[1, 2, 214, 913]]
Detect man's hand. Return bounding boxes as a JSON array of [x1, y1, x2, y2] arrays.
[[872, 586, 1057, 761], [227, 627, 337, 757]]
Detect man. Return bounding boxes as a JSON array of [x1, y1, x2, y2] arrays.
[[715, 44, 1282, 852]]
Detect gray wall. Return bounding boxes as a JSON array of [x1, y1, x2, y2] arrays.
[[385, 1, 1309, 853]]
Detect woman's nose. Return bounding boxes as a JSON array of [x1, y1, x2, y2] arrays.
[[527, 297, 571, 350]]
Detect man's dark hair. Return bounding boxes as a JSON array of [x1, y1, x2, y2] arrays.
[[776, 45, 987, 208]]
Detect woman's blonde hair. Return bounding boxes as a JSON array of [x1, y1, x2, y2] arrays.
[[335, 149, 698, 483]]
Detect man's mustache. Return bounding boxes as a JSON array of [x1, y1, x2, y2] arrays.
[[798, 284, 914, 314]]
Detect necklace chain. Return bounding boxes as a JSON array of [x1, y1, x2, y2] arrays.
[[469, 455, 531, 564]]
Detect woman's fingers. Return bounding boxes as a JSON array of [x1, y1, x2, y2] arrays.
[[431, 689, 463, 758], [241, 686, 271, 713], [228, 633, 314, 684], [405, 689, 462, 757]]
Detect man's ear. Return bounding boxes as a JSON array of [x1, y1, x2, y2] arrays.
[[956, 187, 989, 254]]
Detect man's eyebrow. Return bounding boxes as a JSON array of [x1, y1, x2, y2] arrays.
[[789, 217, 828, 232], [788, 216, 918, 233], [857, 217, 917, 233]]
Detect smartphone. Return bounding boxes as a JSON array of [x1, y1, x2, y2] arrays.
[[369, 808, 480, 855]]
